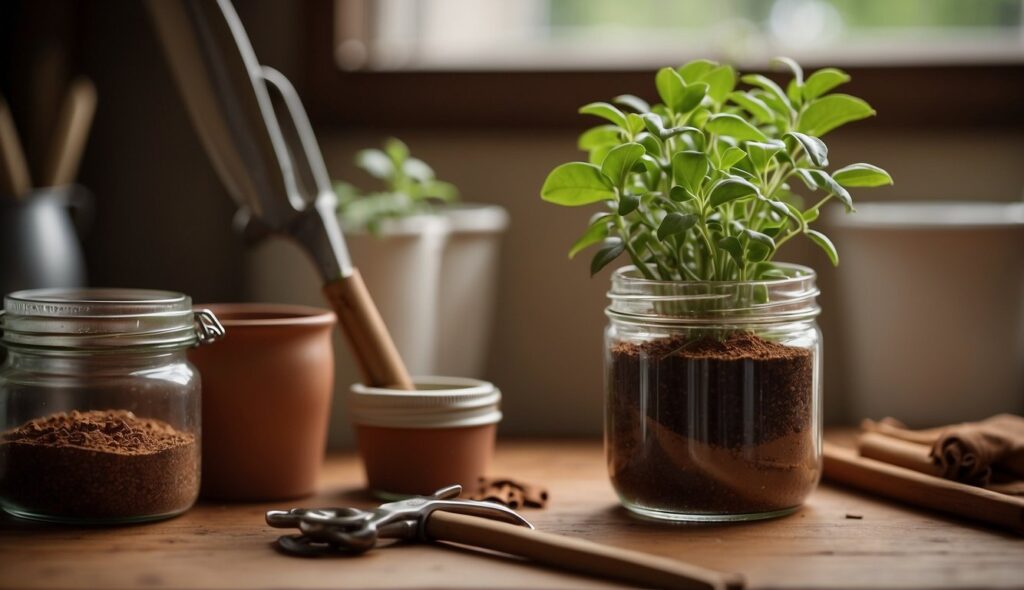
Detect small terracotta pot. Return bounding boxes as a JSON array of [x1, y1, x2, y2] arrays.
[[188, 304, 336, 501], [349, 376, 501, 497]]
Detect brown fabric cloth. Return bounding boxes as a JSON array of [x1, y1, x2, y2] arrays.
[[861, 414, 1024, 489], [468, 477, 549, 509]]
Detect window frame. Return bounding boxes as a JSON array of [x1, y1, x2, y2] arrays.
[[301, 0, 1024, 131]]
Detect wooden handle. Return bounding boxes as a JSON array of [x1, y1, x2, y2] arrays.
[[823, 442, 1024, 534], [425, 511, 745, 590], [0, 94, 31, 198], [45, 77, 97, 187], [323, 269, 414, 390]]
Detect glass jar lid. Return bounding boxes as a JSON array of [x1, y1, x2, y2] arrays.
[[1, 288, 224, 350]]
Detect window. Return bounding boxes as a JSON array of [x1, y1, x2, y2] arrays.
[[334, 0, 1024, 72]]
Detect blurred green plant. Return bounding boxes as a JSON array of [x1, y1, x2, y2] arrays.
[[335, 138, 458, 232], [541, 57, 893, 281]]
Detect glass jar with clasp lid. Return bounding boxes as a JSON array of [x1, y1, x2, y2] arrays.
[[0, 288, 223, 524]]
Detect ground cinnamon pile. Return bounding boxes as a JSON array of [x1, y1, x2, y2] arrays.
[[608, 333, 817, 516], [0, 410, 198, 521]]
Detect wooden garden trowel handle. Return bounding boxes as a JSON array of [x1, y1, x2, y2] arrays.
[[323, 269, 414, 390], [426, 512, 745, 590]]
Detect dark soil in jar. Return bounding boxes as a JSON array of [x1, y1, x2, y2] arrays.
[[0, 410, 198, 522], [608, 333, 817, 516]]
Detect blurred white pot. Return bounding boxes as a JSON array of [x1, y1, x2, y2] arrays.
[[245, 204, 508, 445], [830, 201, 1024, 427]]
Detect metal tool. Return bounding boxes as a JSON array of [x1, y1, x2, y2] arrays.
[[146, 0, 413, 389], [266, 484, 533, 555], [268, 485, 744, 590]]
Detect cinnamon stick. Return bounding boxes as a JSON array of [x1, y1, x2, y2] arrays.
[[857, 432, 941, 477], [823, 442, 1024, 535]]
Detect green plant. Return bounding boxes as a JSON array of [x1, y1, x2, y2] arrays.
[[335, 138, 458, 232], [541, 57, 892, 281]]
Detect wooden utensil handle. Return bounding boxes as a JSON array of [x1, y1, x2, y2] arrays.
[[323, 270, 414, 390], [426, 511, 744, 590]]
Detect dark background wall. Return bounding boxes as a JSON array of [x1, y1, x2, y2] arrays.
[[3, 1, 1023, 442]]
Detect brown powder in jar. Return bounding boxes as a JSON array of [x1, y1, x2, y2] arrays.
[[608, 333, 818, 516], [0, 410, 198, 521]]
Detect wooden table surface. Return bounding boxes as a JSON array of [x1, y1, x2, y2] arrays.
[[1, 439, 1022, 590]]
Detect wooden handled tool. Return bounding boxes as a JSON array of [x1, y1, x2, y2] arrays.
[[427, 511, 744, 590], [267, 485, 744, 590], [44, 77, 97, 187], [0, 95, 32, 198], [323, 270, 414, 389], [148, 0, 414, 389]]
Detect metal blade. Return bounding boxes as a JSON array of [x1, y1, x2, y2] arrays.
[[146, 0, 302, 221]]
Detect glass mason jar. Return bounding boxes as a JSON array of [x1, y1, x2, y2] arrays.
[[0, 289, 224, 524], [605, 264, 822, 522]]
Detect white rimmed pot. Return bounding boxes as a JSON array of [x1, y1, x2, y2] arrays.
[[829, 201, 1024, 426], [349, 376, 502, 497]]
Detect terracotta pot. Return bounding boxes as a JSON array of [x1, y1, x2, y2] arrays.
[[188, 304, 336, 501], [349, 376, 502, 497]]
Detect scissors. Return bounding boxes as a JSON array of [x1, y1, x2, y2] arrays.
[[267, 484, 744, 589], [266, 484, 532, 555]]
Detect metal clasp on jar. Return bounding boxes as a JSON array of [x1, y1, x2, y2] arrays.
[[193, 309, 226, 345]]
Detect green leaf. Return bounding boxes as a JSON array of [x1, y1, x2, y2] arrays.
[[625, 113, 646, 136], [669, 186, 696, 202], [657, 212, 697, 240], [679, 82, 709, 112], [743, 228, 775, 262], [568, 216, 610, 259], [591, 239, 625, 276], [541, 162, 615, 206], [703, 65, 736, 104], [580, 102, 628, 128], [677, 59, 717, 83], [728, 92, 773, 124], [706, 113, 768, 142], [772, 57, 804, 105], [785, 131, 829, 167], [742, 74, 792, 114], [798, 94, 875, 136], [641, 113, 666, 137], [761, 196, 803, 225], [618, 192, 640, 215], [601, 143, 646, 187], [833, 163, 893, 187], [717, 146, 746, 170], [384, 138, 409, 163], [804, 169, 854, 211], [746, 141, 783, 172], [803, 68, 851, 101], [613, 94, 651, 113], [355, 149, 394, 179], [656, 67, 687, 112], [716, 236, 744, 265], [671, 151, 708, 194], [578, 125, 620, 151], [709, 177, 759, 208], [773, 57, 804, 86], [806, 229, 839, 266], [403, 157, 434, 182], [802, 207, 820, 223], [636, 133, 662, 158]]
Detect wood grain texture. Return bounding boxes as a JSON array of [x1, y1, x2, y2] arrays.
[[322, 269, 414, 390], [2, 439, 1023, 589]]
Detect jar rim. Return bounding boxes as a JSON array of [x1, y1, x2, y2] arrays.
[[2, 288, 221, 351], [606, 263, 820, 325]]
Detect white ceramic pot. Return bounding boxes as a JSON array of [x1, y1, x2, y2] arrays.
[[829, 201, 1024, 427], [436, 204, 509, 377]]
